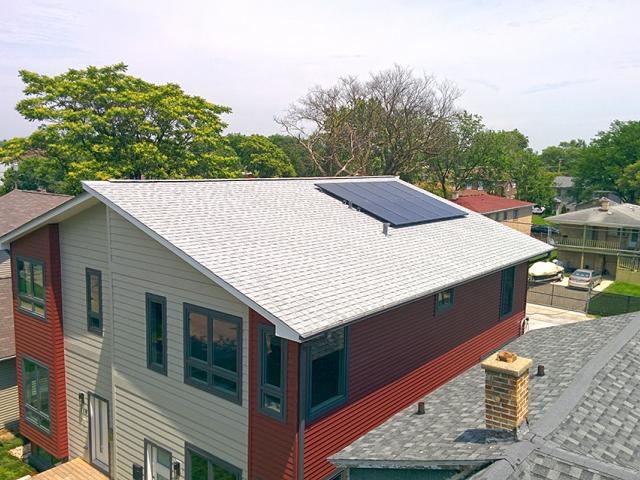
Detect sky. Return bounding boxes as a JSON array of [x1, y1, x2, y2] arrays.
[[1, 0, 639, 151]]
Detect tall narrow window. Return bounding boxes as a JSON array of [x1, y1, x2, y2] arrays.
[[86, 268, 103, 334], [259, 325, 287, 420], [436, 288, 455, 314], [186, 444, 241, 480], [184, 304, 242, 404], [16, 257, 45, 318], [146, 294, 167, 375], [308, 327, 347, 419], [22, 356, 50, 432], [500, 266, 516, 318]]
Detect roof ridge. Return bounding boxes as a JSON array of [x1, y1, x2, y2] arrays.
[[97, 175, 398, 184], [10, 189, 72, 198]]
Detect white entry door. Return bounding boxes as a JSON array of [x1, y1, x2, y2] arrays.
[[89, 394, 110, 472], [146, 443, 172, 480]]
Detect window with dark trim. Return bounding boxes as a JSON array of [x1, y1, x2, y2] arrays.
[[22, 356, 51, 433], [86, 268, 103, 334], [184, 304, 242, 404], [145, 440, 172, 480], [435, 288, 455, 314], [146, 294, 167, 375], [500, 266, 516, 318], [307, 327, 348, 419], [16, 257, 45, 318], [258, 324, 287, 420], [186, 443, 241, 480]]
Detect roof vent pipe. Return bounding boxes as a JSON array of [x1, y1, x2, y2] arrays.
[[416, 401, 425, 415], [383, 223, 390, 236]]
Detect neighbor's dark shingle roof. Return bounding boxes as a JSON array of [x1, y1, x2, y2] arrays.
[[0, 189, 72, 237], [0, 189, 72, 359], [332, 314, 640, 480]]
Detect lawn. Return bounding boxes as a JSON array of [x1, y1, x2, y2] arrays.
[[604, 281, 640, 297], [0, 432, 35, 480], [532, 215, 550, 225]]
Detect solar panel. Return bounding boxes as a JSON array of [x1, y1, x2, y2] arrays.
[[316, 180, 468, 227]]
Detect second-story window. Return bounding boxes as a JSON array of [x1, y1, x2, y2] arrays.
[[22, 356, 51, 433], [86, 268, 103, 334], [146, 294, 167, 375], [259, 325, 287, 420], [184, 304, 242, 404], [500, 266, 516, 318], [308, 327, 347, 419], [436, 288, 455, 314], [16, 257, 45, 318]]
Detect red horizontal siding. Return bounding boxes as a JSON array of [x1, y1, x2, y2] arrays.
[[248, 310, 299, 480], [12, 225, 68, 459], [302, 263, 528, 479]]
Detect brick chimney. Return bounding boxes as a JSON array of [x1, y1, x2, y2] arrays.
[[481, 351, 532, 431]]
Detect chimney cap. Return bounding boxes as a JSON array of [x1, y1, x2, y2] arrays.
[[481, 351, 532, 377]]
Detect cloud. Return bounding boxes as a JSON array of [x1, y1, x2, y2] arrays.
[[523, 79, 597, 95], [465, 77, 500, 91]]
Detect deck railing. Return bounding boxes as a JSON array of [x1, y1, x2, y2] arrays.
[[553, 237, 638, 252]]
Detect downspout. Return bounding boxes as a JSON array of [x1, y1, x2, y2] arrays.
[[581, 224, 586, 268], [297, 344, 307, 480]]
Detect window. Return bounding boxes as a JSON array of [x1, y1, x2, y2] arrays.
[[500, 266, 516, 318], [308, 328, 347, 419], [186, 444, 241, 480], [184, 304, 242, 403], [259, 325, 287, 420], [145, 441, 172, 480], [16, 257, 45, 318], [512, 209, 519, 220], [436, 288, 455, 314], [22, 356, 50, 433], [146, 294, 167, 375], [86, 268, 103, 334]]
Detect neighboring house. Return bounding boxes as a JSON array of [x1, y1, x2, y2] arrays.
[[451, 190, 534, 235], [574, 191, 622, 211], [0, 189, 71, 432], [552, 175, 576, 213], [331, 312, 640, 479], [0, 177, 550, 480], [546, 197, 640, 282]]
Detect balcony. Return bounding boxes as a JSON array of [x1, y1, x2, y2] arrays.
[[552, 236, 640, 254]]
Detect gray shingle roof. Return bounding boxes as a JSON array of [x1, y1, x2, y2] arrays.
[[332, 314, 640, 479], [547, 203, 640, 228], [82, 178, 552, 339], [553, 176, 575, 189]]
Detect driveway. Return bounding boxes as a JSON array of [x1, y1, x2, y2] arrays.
[[526, 303, 594, 331]]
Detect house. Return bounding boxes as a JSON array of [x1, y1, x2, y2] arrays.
[[0, 189, 71, 432], [0, 177, 550, 479], [331, 312, 640, 479], [546, 197, 640, 282], [450, 190, 534, 235], [552, 175, 575, 213]]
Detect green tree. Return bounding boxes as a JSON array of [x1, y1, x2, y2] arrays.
[[269, 134, 313, 176], [0, 64, 241, 194], [227, 134, 296, 177], [572, 120, 640, 201], [539, 139, 586, 175]]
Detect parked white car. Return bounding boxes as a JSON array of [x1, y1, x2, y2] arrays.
[[528, 261, 564, 283]]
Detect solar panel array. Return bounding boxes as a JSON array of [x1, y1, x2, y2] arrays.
[[316, 180, 468, 227]]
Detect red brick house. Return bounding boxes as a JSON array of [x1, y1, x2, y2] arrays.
[[0, 177, 550, 479]]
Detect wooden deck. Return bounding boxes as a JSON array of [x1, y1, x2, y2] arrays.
[[31, 458, 108, 480]]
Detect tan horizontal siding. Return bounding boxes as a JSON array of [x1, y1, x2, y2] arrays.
[[109, 210, 249, 480], [0, 358, 18, 429]]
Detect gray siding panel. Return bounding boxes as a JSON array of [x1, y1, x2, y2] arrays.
[[59, 204, 112, 461], [108, 210, 249, 480], [0, 358, 18, 429]]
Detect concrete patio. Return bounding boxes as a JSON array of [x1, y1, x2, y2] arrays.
[[526, 302, 594, 331]]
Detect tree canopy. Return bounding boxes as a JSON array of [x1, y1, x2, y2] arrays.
[[227, 134, 296, 177], [1, 63, 242, 194]]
